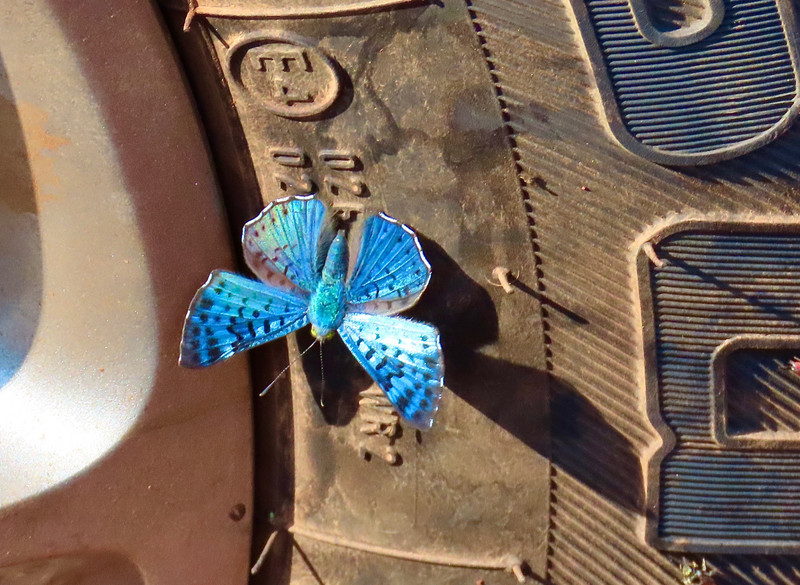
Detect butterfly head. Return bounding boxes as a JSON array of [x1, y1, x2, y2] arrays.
[[311, 325, 336, 341]]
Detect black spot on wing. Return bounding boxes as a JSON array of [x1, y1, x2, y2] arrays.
[[395, 395, 410, 413], [181, 270, 311, 368]]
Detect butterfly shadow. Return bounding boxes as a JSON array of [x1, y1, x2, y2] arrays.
[[410, 236, 643, 513], [549, 377, 644, 513], [283, 231, 510, 430], [408, 235, 552, 456], [296, 327, 371, 427]]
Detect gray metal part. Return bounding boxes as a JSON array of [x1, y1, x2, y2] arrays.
[[0, 1, 252, 583], [0, 1, 159, 507]]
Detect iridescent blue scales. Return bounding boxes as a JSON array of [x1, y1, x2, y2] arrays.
[[179, 194, 445, 429], [180, 271, 309, 366]]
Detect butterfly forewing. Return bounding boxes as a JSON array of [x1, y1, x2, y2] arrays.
[[242, 194, 333, 293], [338, 312, 444, 429], [180, 270, 309, 368], [346, 213, 431, 315]]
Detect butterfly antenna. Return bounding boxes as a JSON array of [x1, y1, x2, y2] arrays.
[[260, 337, 319, 396], [319, 341, 326, 407]]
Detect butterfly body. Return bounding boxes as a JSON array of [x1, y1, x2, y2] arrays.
[[309, 231, 349, 339], [180, 195, 445, 429]]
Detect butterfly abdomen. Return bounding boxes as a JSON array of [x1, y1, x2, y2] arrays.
[[308, 231, 349, 339]]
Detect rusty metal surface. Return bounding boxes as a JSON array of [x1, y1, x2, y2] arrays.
[[162, 1, 550, 583], [0, 0, 251, 583]]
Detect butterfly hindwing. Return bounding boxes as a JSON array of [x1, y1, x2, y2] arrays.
[[180, 270, 309, 368], [242, 194, 333, 293], [347, 213, 431, 315], [338, 312, 444, 429]]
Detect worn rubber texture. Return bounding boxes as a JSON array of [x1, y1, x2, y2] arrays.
[[162, 0, 800, 584], [162, 1, 549, 584], [465, 0, 800, 582]]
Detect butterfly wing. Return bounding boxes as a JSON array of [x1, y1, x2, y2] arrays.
[[242, 194, 333, 294], [338, 312, 444, 429], [180, 270, 309, 368], [346, 212, 431, 315]]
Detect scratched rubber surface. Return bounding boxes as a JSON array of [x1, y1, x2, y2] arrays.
[[467, 0, 800, 582]]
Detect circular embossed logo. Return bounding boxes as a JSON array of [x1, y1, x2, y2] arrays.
[[227, 33, 341, 119]]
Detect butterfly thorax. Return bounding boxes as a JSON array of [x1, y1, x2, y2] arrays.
[[308, 231, 348, 339]]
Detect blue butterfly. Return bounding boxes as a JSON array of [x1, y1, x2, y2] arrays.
[[179, 194, 445, 429]]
